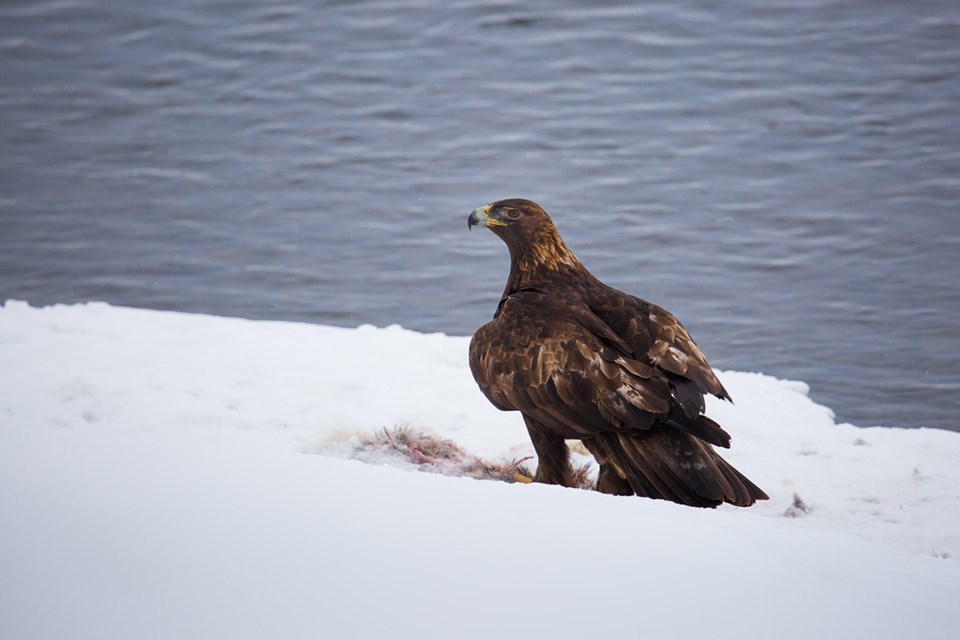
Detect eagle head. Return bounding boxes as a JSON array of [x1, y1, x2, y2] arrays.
[[467, 199, 580, 274], [467, 198, 551, 236]]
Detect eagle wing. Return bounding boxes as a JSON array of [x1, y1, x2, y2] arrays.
[[585, 283, 732, 416], [469, 289, 731, 448]]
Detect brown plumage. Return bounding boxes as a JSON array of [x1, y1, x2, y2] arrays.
[[467, 198, 767, 508]]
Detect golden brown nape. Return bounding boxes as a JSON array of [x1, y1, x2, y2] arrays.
[[467, 198, 767, 508]]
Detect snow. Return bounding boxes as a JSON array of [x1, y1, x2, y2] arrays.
[[1, 300, 958, 640]]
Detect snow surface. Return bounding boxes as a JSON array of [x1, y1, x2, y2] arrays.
[[1, 300, 958, 640]]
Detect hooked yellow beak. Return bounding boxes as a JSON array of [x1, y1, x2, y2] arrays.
[[467, 204, 506, 229]]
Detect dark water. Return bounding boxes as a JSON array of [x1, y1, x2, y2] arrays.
[[2, 0, 959, 431]]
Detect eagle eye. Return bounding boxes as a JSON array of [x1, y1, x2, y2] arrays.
[[503, 208, 522, 220]]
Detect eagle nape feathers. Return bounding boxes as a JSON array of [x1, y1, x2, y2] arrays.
[[467, 198, 767, 508]]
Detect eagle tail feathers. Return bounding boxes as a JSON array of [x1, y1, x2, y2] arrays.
[[587, 429, 767, 508]]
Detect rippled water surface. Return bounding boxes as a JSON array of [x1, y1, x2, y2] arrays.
[[2, 0, 959, 430]]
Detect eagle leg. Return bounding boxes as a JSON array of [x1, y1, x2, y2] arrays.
[[522, 415, 573, 486], [596, 463, 633, 496]]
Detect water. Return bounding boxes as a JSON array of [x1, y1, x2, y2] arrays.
[[2, 0, 959, 431]]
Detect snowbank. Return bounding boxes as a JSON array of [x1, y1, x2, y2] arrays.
[[1, 301, 958, 639]]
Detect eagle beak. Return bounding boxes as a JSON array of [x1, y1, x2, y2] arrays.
[[468, 204, 504, 230]]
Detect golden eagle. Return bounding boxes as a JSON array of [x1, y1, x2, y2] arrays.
[[467, 199, 767, 508]]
